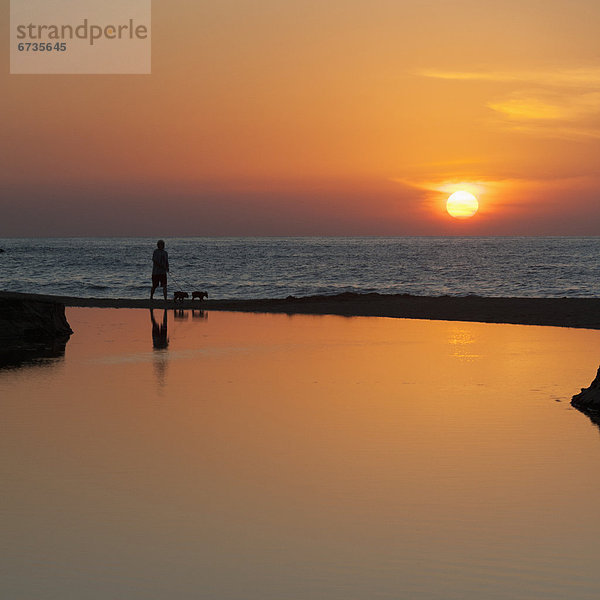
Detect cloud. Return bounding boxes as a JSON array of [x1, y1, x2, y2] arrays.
[[488, 91, 600, 121], [419, 68, 600, 89], [495, 122, 600, 141], [419, 67, 600, 139], [393, 174, 600, 198]]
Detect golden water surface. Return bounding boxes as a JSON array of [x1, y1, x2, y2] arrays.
[[2, 308, 600, 599]]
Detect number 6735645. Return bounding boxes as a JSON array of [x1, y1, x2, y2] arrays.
[[17, 42, 67, 52]]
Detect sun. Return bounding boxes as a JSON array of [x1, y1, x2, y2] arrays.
[[446, 191, 479, 219]]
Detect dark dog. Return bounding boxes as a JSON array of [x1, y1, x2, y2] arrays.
[[192, 291, 208, 301], [173, 291, 189, 302]]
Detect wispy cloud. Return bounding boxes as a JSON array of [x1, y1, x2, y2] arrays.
[[393, 174, 600, 196], [419, 68, 600, 89], [497, 122, 600, 141], [419, 67, 600, 139], [392, 177, 508, 201], [488, 91, 600, 121]]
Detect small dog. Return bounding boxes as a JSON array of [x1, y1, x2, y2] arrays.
[[173, 291, 189, 302], [192, 291, 208, 301]]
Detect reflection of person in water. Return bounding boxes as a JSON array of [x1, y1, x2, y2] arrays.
[[150, 308, 169, 349]]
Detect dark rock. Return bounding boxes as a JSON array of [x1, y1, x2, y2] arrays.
[[0, 298, 72, 367], [571, 366, 600, 412], [0, 298, 72, 342]]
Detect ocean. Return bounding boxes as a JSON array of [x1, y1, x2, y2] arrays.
[[1, 237, 599, 300]]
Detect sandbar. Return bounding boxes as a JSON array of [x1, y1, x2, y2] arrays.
[[2, 290, 600, 330]]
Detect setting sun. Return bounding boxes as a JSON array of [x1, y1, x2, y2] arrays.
[[446, 191, 479, 219]]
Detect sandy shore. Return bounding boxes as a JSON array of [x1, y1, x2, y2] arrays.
[[2, 289, 600, 330]]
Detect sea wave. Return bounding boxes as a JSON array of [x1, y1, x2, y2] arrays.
[[1, 236, 599, 300]]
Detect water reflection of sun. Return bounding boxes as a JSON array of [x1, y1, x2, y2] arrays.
[[448, 328, 480, 361]]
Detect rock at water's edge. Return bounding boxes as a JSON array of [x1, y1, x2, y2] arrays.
[[571, 365, 600, 412], [0, 298, 72, 342]]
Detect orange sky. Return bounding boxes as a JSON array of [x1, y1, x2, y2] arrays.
[[2, 0, 600, 236]]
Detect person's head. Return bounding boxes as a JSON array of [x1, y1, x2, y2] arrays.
[[157, 240, 165, 249]]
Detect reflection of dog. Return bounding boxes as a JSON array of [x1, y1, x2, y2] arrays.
[[173, 291, 189, 302], [173, 308, 188, 320], [192, 291, 208, 301]]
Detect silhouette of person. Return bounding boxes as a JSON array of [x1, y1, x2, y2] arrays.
[[150, 308, 169, 349], [150, 239, 169, 301]]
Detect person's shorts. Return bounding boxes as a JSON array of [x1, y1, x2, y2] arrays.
[[152, 274, 167, 288]]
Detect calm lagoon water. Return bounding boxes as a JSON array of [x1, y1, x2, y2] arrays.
[[3, 309, 600, 599]]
